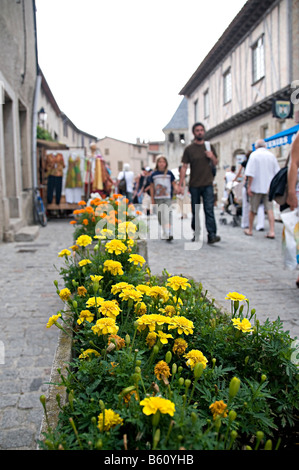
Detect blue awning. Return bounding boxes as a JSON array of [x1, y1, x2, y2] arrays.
[[252, 124, 299, 150]]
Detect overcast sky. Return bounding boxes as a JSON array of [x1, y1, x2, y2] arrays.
[[35, 0, 247, 143]]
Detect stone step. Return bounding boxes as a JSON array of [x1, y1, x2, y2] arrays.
[[14, 225, 39, 242]]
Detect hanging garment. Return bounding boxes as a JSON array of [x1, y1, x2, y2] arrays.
[[92, 156, 104, 191], [46, 153, 65, 177], [65, 156, 83, 203], [47, 175, 63, 205]]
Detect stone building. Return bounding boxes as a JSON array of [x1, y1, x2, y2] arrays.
[[97, 136, 149, 180], [179, 0, 299, 198], [163, 97, 189, 170], [0, 0, 38, 241]]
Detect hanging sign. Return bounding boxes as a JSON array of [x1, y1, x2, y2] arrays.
[[272, 100, 293, 119]]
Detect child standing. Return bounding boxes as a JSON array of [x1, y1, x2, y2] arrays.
[[149, 155, 176, 241]]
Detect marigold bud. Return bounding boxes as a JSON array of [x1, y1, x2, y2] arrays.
[[264, 439, 272, 450], [229, 376, 240, 399], [165, 351, 172, 363], [229, 410, 237, 422], [194, 362, 204, 379]]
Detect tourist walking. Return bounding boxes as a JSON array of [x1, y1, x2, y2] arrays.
[[179, 122, 220, 244], [244, 139, 280, 238], [149, 155, 176, 241]]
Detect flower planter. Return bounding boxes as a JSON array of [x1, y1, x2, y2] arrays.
[[38, 238, 148, 448]]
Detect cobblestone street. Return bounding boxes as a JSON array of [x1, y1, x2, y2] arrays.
[[0, 208, 298, 449]]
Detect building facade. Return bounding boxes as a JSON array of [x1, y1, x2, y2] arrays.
[[97, 136, 149, 180], [180, 0, 299, 197], [163, 97, 189, 171], [0, 0, 38, 241]]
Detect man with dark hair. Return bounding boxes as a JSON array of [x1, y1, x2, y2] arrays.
[[179, 122, 220, 244]]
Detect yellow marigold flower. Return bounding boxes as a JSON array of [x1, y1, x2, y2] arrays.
[[148, 286, 169, 302], [78, 259, 92, 267], [69, 244, 79, 251], [168, 316, 194, 335], [86, 296, 105, 309], [46, 313, 61, 328], [90, 275, 103, 282], [160, 305, 177, 317], [225, 292, 247, 302], [209, 400, 228, 420], [136, 314, 170, 332], [128, 254, 146, 267], [105, 239, 127, 255], [172, 338, 188, 356], [136, 284, 151, 296], [118, 220, 137, 234], [157, 331, 173, 345], [232, 318, 253, 333], [79, 348, 100, 359], [111, 282, 132, 295], [154, 360, 171, 381], [134, 301, 147, 316], [97, 409, 123, 432], [58, 249, 71, 257], [77, 286, 87, 297], [146, 331, 157, 347], [103, 260, 124, 276], [108, 334, 126, 350], [166, 276, 191, 291], [119, 287, 143, 303], [184, 349, 208, 370], [126, 238, 135, 247], [140, 396, 175, 417], [92, 317, 119, 336], [77, 309, 94, 325], [76, 234, 93, 247], [98, 300, 121, 319], [59, 288, 71, 301]]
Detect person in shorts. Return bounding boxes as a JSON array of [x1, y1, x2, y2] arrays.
[[244, 139, 280, 238]]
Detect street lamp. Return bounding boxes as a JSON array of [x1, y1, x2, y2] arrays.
[[38, 107, 47, 127]]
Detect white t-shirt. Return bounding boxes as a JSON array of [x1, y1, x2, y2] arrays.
[[117, 170, 134, 193], [245, 148, 280, 194]]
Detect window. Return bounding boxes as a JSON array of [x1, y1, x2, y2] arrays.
[[193, 99, 198, 121], [104, 148, 109, 156], [63, 122, 68, 137], [223, 69, 232, 104], [204, 89, 209, 118], [168, 132, 175, 143], [252, 36, 265, 83]]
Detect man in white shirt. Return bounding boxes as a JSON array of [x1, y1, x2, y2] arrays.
[[244, 139, 280, 238]]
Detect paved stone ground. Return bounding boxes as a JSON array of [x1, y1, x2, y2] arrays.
[[0, 218, 74, 450], [0, 206, 298, 450]]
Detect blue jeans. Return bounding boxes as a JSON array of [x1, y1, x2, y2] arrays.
[[189, 185, 217, 240]]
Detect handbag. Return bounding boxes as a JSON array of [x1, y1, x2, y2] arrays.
[[118, 170, 127, 194]]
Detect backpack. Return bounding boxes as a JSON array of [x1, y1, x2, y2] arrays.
[[118, 171, 127, 194]]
